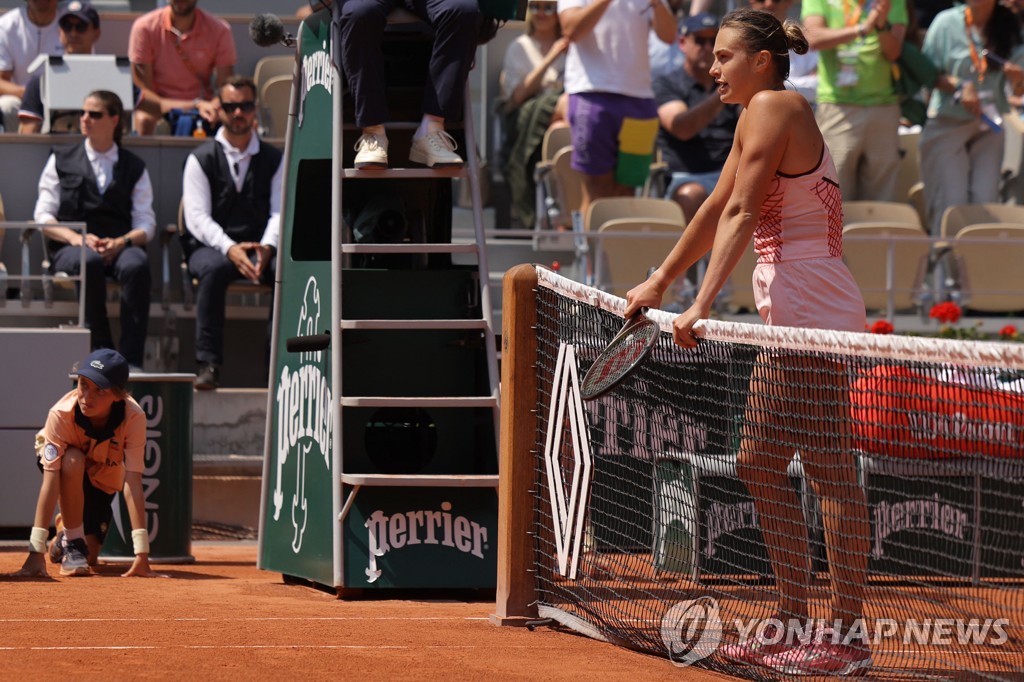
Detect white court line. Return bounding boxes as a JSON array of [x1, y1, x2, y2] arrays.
[[0, 644, 539, 652], [0, 616, 490, 623]]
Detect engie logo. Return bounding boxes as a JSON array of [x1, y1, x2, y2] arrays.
[[660, 596, 723, 666], [272, 276, 332, 553]]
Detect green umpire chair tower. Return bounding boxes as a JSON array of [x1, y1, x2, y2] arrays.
[[257, 7, 503, 593]]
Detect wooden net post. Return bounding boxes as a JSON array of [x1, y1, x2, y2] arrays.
[[491, 264, 539, 625]]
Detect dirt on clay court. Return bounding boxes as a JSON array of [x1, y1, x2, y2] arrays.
[[0, 543, 734, 681]]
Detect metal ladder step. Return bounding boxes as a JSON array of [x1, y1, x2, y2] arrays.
[[339, 473, 498, 487], [341, 243, 479, 254], [340, 395, 499, 408], [340, 319, 488, 330], [342, 167, 465, 179]]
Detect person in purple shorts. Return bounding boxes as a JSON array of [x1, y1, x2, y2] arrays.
[[557, 0, 677, 217]]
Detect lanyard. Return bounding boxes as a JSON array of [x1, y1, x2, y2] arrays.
[[965, 7, 987, 83], [843, 0, 868, 28]]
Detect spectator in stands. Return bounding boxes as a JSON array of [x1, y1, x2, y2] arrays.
[[750, 0, 818, 105], [654, 13, 740, 222], [11, 348, 156, 579], [182, 75, 282, 391], [558, 0, 677, 218], [341, 0, 482, 169], [648, 0, 686, 80], [499, 0, 569, 229], [18, 1, 102, 134], [128, 0, 236, 135], [919, 0, 1024, 233], [803, 0, 907, 201], [34, 90, 156, 371], [0, 0, 63, 132], [625, 9, 871, 675]]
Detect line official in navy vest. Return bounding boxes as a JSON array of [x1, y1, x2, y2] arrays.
[[34, 90, 156, 370], [181, 75, 282, 390]]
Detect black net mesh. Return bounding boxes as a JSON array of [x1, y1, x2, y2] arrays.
[[528, 270, 1024, 680]]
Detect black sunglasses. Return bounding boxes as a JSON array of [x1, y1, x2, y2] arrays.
[[222, 101, 256, 114], [691, 35, 716, 47], [60, 19, 91, 33], [79, 109, 107, 119], [528, 3, 556, 14]]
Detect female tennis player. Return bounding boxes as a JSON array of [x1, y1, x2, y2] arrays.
[[624, 8, 871, 677]]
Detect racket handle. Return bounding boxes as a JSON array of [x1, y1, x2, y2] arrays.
[[286, 332, 331, 353]]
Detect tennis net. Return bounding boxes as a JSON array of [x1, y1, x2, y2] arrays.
[[508, 265, 1024, 680]]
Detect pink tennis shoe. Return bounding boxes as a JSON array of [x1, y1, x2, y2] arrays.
[[762, 626, 873, 677]]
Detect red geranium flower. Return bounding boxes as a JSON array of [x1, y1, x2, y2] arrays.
[[1000, 325, 1018, 339], [929, 302, 962, 325], [870, 320, 895, 334]]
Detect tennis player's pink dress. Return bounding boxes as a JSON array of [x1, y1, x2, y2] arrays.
[[751, 144, 866, 332]]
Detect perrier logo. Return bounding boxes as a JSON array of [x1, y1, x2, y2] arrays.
[[272, 276, 332, 553]]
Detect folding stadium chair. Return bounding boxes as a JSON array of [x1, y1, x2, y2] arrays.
[[583, 197, 685, 298], [533, 126, 573, 231], [549, 146, 584, 229], [939, 203, 1024, 239], [948, 223, 1024, 312], [541, 124, 571, 162], [583, 196, 684, 233], [259, 75, 292, 138], [254, 55, 293, 95], [908, 182, 928, 231], [592, 219, 684, 298], [843, 200, 923, 228], [842, 222, 933, 318], [895, 129, 921, 206]]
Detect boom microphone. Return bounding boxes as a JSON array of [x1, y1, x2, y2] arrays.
[[250, 13, 296, 48]]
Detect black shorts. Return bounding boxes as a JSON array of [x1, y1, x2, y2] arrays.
[[37, 460, 116, 541]]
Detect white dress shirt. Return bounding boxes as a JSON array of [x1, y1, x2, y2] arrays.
[[34, 139, 157, 241], [182, 127, 283, 255]]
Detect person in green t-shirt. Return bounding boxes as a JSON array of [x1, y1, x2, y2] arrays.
[[802, 0, 907, 201]]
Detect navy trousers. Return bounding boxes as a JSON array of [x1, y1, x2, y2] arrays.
[[188, 245, 275, 367], [51, 244, 151, 367], [338, 0, 481, 127]]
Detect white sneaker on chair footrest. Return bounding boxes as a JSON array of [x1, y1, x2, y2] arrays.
[[409, 130, 463, 167], [354, 133, 389, 169]]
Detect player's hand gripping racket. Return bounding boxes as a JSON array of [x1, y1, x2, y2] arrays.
[[579, 309, 661, 400]]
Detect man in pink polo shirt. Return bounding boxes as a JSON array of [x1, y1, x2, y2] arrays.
[[128, 0, 236, 135]]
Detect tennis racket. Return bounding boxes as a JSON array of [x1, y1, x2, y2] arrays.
[[579, 309, 661, 400]]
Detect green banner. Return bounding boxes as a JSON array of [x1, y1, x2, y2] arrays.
[[100, 375, 194, 563]]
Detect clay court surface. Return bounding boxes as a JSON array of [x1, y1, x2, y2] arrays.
[[0, 543, 734, 681]]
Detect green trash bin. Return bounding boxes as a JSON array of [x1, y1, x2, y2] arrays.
[[99, 373, 195, 564]]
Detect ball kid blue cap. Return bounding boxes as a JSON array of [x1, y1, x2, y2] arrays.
[[75, 349, 129, 390]]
